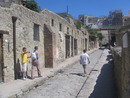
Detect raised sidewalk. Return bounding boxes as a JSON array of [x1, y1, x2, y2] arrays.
[[0, 49, 97, 98]]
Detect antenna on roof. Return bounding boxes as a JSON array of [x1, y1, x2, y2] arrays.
[[67, 5, 69, 14]]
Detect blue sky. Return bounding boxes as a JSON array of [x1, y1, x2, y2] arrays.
[[35, 0, 130, 19]]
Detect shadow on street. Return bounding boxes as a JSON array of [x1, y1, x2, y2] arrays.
[[69, 73, 83, 77], [89, 53, 118, 98]]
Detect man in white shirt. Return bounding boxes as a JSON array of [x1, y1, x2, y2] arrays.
[[80, 49, 90, 76]]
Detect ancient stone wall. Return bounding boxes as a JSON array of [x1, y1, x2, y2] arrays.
[[0, 0, 21, 7], [42, 10, 89, 67], [0, 3, 91, 82], [112, 31, 130, 98], [0, 6, 13, 81], [112, 47, 122, 98], [0, 4, 45, 81], [115, 33, 123, 46]]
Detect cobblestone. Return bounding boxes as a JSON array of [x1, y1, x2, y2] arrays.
[[21, 49, 116, 98]]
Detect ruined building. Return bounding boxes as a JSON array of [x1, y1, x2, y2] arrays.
[[78, 15, 98, 27], [0, 3, 98, 83], [112, 12, 130, 98], [107, 10, 123, 26]]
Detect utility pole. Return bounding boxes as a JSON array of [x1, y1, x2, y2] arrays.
[[67, 5, 69, 14]]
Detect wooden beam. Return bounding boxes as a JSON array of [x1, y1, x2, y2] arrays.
[[0, 30, 9, 35]]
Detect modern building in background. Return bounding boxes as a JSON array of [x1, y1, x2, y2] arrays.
[[78, 15, 98, 27], [79, 10, 123, 29], [107, 10, 123, 26], [123, 11, 130, 26], [128, 11, 130, 16], [78, 10, 123, 46]]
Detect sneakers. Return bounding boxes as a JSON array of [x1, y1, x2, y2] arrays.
[[22, 77, 26, 80], [31, 75, 42, 80], [22, 76, 27, 80]]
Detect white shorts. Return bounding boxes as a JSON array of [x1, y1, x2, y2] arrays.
[[22, 63, 28, 72]]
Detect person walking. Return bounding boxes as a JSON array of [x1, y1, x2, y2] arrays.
[[80, 49, 90, 77], [31, 46, 42, 79], [21, 47, 30, 80]]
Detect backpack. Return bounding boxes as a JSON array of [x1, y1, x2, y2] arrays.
[[32, 52, 37, 60]]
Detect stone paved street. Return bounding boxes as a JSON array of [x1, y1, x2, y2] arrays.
[[21, 48, 117, 98], [0, 1, 130, 98]]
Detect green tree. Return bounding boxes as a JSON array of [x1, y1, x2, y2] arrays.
[[88, 29, 98, 37], [88, 29, 104, 40], [76, 20, 82, 30], [25, 0, 41, 12], [97, 33, 104, 40]]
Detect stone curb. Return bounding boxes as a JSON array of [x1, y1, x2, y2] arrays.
[[76, 49, 109, 98]]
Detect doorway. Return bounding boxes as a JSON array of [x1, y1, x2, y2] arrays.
[[44, 24, 53, 68], [74, 39, 77, 55], [71, 36, 74, 57], [85, 38, 87, 50], [65, 35, 70, 58]]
